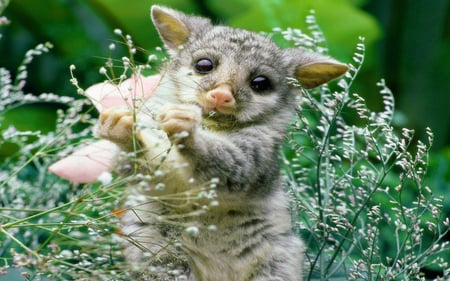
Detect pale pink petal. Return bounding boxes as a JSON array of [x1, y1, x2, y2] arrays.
[[125, 74, 161, 108], [85, 74, 161, 112], [49, 140, 118, 183], [50, 74, 160, 183], [84, 82, 123, 112]]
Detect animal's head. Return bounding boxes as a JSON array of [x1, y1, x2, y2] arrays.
[[151, 5, 348, 125]]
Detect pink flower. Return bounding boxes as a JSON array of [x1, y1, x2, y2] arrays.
[[86, 74, 160, 112], [48, 74, 160, 183]]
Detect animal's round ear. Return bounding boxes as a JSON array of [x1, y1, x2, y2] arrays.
[[151, 5, 211, 55], [284, 48, 348, 89]]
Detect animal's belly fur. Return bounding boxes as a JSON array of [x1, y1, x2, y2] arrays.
[[121, 186, 304, 281]]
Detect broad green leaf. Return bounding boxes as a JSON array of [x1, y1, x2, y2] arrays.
[[221, 0, 381, 60]]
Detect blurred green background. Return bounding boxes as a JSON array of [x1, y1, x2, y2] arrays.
[[1, 1, 449, 195], [0, 0, 449, 278], [1, 0, 449, 148], [1, 0, 449, 208]]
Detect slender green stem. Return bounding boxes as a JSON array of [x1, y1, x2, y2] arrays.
[[2, 201, 74, 229], [52, 258, 96, 274], [0, 112, 83, 189], [0, 227, 40, 260], [324, 168, 389, 276]]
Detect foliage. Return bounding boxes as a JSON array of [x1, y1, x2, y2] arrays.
[[278, 18, 450, 280], [0, 0, 380, 143], [0, 5, 126, 280], [1, 4, 449, 281], [2, 0, 449, 149]]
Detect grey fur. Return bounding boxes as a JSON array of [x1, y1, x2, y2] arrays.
[[96, 5, 347, 281]]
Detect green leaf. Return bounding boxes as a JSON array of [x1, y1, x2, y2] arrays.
[[223, 0, 381, 60]]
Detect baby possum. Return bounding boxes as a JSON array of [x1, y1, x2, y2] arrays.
[[97, 5, 347, 281]]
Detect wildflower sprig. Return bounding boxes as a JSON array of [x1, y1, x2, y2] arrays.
[[0, 26, 130, 281], [1, 8, 448, 281], [282, 11, 449, 281], [0, 26, 217, 280]]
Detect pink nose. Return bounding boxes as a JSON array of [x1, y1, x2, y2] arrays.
[[207, 84, 235, 108]]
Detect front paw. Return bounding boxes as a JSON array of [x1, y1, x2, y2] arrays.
[[97, 108, 134, 147], [157, 104, 201, 137]]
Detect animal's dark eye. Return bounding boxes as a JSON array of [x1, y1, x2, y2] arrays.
[[194, 58, 214, 74], [250, 75, 272, 93]]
